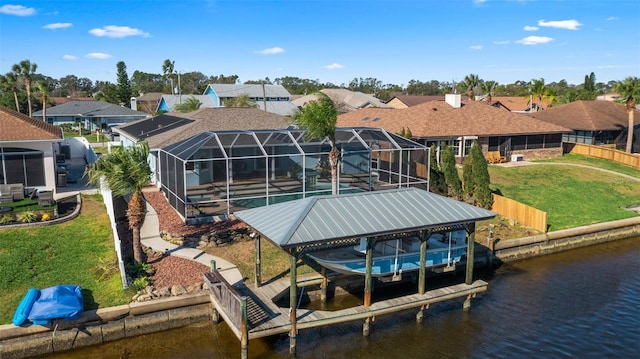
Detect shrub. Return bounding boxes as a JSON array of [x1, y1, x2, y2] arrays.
[[17, 211, 37, 223], [0, 215, 13, 224], [132, 276, 150, 291]]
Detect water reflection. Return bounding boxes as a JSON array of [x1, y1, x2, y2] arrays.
[[40, 237, 640, 358]]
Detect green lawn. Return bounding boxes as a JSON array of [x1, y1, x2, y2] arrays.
[[489, 162, 640, 231], [0, 195, 134, 324], [536, 153, 640, 178]]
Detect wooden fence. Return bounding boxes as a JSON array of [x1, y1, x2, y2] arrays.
[[491, 194, 548, 233], [563, 142, 640, 169]]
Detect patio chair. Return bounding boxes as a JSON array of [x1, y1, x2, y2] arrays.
[[487, 151, 499, 164]]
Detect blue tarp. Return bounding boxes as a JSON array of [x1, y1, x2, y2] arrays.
[[24, 285, 84, 325]]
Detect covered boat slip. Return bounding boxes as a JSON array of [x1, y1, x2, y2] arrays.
[[211, 188, 496, 357], [309, 230, 468, 277], [157, 128, 428, 222]]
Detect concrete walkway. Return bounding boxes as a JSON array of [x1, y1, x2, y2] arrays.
[[140, 201, 245, 286]]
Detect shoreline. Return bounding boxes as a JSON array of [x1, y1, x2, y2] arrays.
[[1, 217, 639, 359]]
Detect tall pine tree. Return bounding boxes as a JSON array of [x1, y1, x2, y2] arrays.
[[116, 61, 132, 107], [470, 141, 493, 208], [429, 144, 447, 195]]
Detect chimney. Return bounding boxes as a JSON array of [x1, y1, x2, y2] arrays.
[[445, 94, 461, 108], [130, 97, 137, 111]]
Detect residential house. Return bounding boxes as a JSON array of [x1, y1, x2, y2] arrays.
[[130, 92, 163, 114], [385, 95, 446, 109], [114, 107, 292, 184], [32, 100, 149, 131], [529, 100, 639, 150], [337, 94, 571, 162], [292, 89, 392, 113], [0, 106, 63, 193], [476, 96, 550, 113], [203, 83, 298, 116], [156, 94, 216, 113]]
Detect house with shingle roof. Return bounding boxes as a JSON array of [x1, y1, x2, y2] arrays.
[[114, 107, 291, 183], [0, 106, 63, 193], [385, 95, 447, 109], [529, 100, 639, 151], [130, 92, 163, 114], [203, 83, 298, 116], [337, 94, 571, 161], [292, 89, 392, 113], [32, 100, 149, 131], [156, 94, 216, 113]]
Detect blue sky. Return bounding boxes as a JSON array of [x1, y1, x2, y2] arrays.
[[1, 0, 639, 87]]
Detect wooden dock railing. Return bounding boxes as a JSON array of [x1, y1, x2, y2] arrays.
[[563, 142, 640, 169], [204, 271, 248, 353]]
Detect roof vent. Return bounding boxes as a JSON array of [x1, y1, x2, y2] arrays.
[[362, 117, 369, 121], [373, 117, 380, 122], [432, 108, 437, 111]]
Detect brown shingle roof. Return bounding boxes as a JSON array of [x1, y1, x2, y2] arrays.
[[386, 95, 446, 107], [0, 106, 63, 141], [125, 107, 290, 149], [337, 100, 570, 138], [530, 100, 639, 131]]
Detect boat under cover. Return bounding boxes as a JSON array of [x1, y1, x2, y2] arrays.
[[307, 230, 467, 278]]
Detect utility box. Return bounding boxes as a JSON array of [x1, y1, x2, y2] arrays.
[[58, 173, 67, 187]]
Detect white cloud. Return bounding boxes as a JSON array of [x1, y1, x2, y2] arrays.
[[606, 16, 617, 21], [538, 19, 582, 30], [524, 26, 539, 31], [255, 47, 284, 55], [43, 22, 72, 30], [0, 4, 35, 16], [470, 45, 483, 50], [324, 63, 344, 70], [89, 25, 150, 38], [84, 52, 112, 59], [494, 40, 510, 45], [62, 54, 77, 60], [516, 36, 554, 45]]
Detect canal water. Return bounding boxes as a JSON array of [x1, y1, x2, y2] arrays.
[[42, 237, 640, 358]]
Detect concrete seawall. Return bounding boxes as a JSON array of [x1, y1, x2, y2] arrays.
[[490, 217, 640, 262], [0, 293, 212, 359], [2, 217, 639, 359]]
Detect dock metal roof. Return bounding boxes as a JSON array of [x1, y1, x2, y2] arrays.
[[234, 187, 496, 250]]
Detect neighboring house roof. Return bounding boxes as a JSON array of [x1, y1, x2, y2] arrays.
[[596, 93, 620, 102], [292, 89, 392, 112], [33, 100, 148, 118], [206, 84, 292, 99], [480, 96, 535, 112], [117, 107, 290, 149], [257, 101, 298, 116], [114, 114, 195, 143], [385, 95, 446, 108], [137, 92, 163, 102], [529, 100, 640, 131], [235, 187, 496, 249], [157, 94, 216, 112], [0, 106, 63, 141], [337, 98, 570, 138], [50, 97, 95, 106]]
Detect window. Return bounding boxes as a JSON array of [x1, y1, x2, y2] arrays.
[[0, 148, 45, 186]]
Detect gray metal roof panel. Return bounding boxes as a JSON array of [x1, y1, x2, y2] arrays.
[[235, 187, 496, 248], [33, 100, 147, 117]]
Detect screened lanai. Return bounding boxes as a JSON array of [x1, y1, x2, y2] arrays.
[[157, 127, 429, 222]]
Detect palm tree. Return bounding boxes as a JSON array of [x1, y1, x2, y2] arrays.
[[162, 59, 175, 95], [614, 77, 640, 153], [12, 59, 37, 117], [0, 72, 21, 112], [481, 80, 497, 103], [174, 96, 202, 112], [461, 74, 481, 100], [84, 142, 152, 263], [35, 81, 49, 121], [529, 78, 547, 111], [224, 93, 258, 108], [290, 92, 339, 195]]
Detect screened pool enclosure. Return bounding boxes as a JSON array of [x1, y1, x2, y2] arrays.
[[158, 128, 429, 222]]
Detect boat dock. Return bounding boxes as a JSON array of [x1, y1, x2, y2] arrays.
[[204, 270, 488, 357]]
